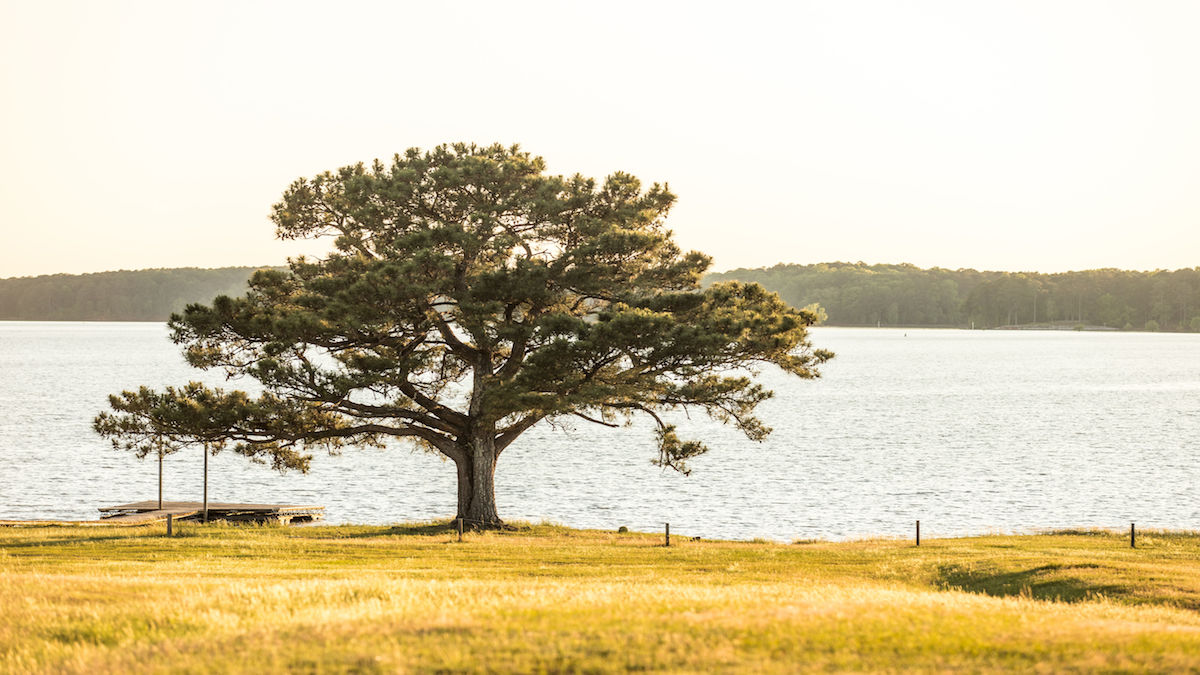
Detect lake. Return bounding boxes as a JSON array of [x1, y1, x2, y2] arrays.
[[1, 322, 1197, 541]]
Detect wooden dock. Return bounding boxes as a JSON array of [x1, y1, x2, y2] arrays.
[[0, 501, 326, 527], [98, 501, 325, 525]]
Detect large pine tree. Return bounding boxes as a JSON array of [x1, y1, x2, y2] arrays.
[[95, 143, 832, 527]]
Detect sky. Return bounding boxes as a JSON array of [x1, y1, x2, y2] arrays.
[[2, 0, 1198, 278]]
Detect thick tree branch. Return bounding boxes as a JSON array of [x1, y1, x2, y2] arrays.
[[495, 415, 542, 454], [571, 411, 619, 428], [427, 310, 479, 360], [397, 380, 469, 427], [334, 399, 463, 435]]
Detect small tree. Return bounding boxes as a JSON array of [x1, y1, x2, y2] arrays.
[[95, 144, 831, 527], [94, 383, 316, 520]]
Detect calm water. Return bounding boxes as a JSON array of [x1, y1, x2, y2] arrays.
[[1, 322, 1198, 541]]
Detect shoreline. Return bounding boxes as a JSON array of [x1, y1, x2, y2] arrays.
[[1, 519, 1187, 545]]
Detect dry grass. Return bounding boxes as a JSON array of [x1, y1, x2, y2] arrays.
[[2, 523, 1200, 673]]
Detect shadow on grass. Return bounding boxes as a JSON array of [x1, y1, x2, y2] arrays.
[[0, 531, 163, 549], [292, 522, 458, 539], [936, 563, 1127, 604], [295, 520, 552, 539]]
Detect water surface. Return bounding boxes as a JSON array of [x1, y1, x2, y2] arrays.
[[1, 322, 1197, 540]]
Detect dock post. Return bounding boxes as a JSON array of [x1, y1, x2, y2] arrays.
[[166, 513, 173, 537]]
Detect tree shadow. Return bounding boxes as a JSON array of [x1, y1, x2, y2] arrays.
[[296, 519, 548, 540], [0, 531, 157, 549], [936, 563, 1126, 604], [293, 522, 459, 539]]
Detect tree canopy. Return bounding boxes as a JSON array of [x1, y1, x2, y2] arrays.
[[94, 143, 832, 526]]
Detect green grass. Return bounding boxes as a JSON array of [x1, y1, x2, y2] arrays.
[[3, 523, 1200, 673]]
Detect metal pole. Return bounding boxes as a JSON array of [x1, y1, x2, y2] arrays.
[[202, 443, 209, 524]]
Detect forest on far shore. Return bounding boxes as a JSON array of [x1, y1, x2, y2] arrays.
[[2, 262, 1199, 331], [0, 267, 273, 321], [708, 262, 1200, 331]]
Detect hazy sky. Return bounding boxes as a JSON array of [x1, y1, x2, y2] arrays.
[[2, 1, 1198, 278]]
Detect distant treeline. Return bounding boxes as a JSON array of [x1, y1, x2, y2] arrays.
[[0, 267, 272, 321], [4, 262, 1200, 330], [707, 262, 1200, 331]]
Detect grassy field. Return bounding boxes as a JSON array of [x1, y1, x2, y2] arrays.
[[2, 523, 1200, 673]]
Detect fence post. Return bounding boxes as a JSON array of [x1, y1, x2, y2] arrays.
[[665, 522, 670, 547], [166, 513, 173, 537], [916, 520, 920, 546], [457, 517, 464, 543], [1131, 522, 1135, 549]]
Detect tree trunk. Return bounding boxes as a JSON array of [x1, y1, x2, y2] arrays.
[[454, 456, 472, 521], [453, 428, 502, 528], [456, 357, 503, 528]]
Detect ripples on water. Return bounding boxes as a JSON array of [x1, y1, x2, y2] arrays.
[[1, 322, 1198, 540]]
